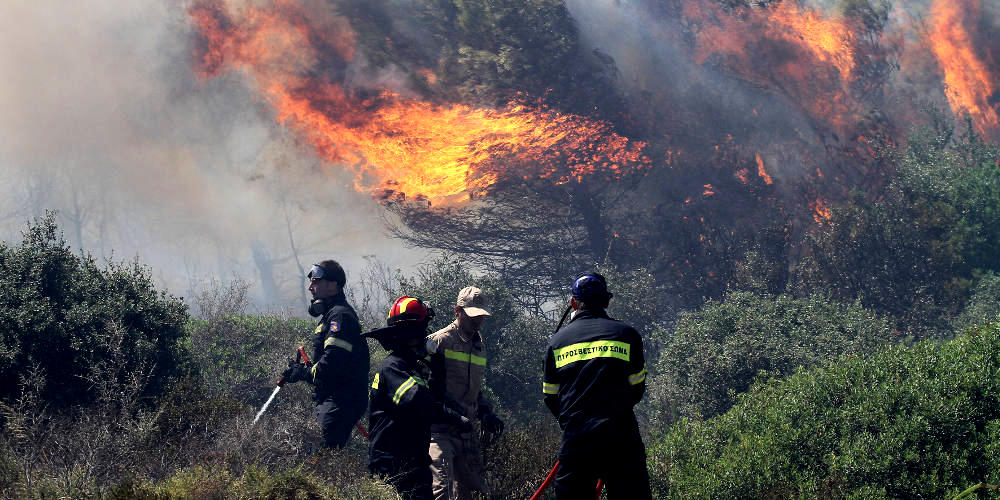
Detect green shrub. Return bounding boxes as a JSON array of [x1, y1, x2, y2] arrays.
[[651, 291, 893, 424], [794, 118, 1000, 339], [954, 272, 1000, 334], [0, 213, 189, 407], [649, 321, 1000, 498]]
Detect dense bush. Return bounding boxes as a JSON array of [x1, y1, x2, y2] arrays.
[[186, 278, 315, 398], [650, 291, 894, 424], [953, 272, 1000, 335], [649, 321, 1000, 498], [0, 213, 189, 408]]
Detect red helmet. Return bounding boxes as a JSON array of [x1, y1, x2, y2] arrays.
[[387, 296, 435, 325]]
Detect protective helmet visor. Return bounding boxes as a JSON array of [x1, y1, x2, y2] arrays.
[[307, 264, 327, 280]]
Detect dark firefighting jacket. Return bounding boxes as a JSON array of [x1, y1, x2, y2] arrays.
[[309, 293, 370, 409], [542, 309, 647, 439], [368, 351, 467, 465]]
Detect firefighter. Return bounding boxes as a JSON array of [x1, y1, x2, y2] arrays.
[[364, 296, 473, 500], [542, 273, 652, 500], [426, 286, 504, 500], [280, 260, 370, 448]]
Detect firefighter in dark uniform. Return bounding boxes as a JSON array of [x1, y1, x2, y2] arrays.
[[364, 296, 472, 500], [281, 260, 370, 448], [542, 272, 652, 500]]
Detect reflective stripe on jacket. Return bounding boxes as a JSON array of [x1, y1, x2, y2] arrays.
[[427, 320, 491, 421], [368, 353, 465, 466], [542, 309, 646, 438], [310, 294, 370, 408]]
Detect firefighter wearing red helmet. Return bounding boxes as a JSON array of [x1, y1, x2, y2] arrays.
[[542, 273, 652, 499], [364, 296, 472, 500]]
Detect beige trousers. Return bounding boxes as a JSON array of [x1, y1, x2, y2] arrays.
[[429, 430, 486, 500]]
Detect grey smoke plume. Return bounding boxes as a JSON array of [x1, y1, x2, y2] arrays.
[[0, 0, 425, 311]]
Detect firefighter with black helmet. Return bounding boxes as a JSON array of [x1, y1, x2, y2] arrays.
[[364, 296, 473, 500], [280, 259, 370, 448], [542, 272, 652, 500]]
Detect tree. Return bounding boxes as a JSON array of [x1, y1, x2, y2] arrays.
[[793, 115, 1000, 338]]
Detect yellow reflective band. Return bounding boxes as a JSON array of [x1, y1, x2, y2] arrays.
[[543, 382, 559, 395], [372, 373, 380, 389], [392, 375, 428, 404], [629, 367, 647, 385], [311, 363, 318, 382], [444, 349, 486, 367], [324, 337, 353, 352], [314, 324, 324, 334], [391, 297, 419, 318], [553, 340, 630, 368]]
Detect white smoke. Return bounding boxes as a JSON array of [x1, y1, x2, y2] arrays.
[[0, 0, 427, 312]]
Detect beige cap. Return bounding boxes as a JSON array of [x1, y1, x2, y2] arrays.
[[456, 286, 490, 317]]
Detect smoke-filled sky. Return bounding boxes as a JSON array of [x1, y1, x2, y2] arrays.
[[0, 0, 427, 311]]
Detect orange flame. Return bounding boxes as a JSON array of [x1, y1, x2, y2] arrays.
[[735, 168, 750, 184], [928, 0, 999, 135], [188, 0, 649, 206], [811, 198, 831, 223], [683, 1, 858, 130], [755, 153, 774, 185], [703, 183, 715, 196]]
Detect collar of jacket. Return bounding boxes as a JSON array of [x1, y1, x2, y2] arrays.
[[568, 308, 610, 323], [453, 319, 483, 344]]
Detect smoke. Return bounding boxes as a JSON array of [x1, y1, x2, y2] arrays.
[[0, 0, 426, 311], [564, 0, 839, 188]]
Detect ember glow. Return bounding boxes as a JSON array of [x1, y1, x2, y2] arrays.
[[928, 0, 999, 136], [188, 0, 649, 206]]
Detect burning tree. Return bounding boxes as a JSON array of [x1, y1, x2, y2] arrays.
[[186, 0, 1000, 318]]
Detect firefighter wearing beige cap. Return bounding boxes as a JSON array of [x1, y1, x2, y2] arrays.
[[425, 286, 504, 499]]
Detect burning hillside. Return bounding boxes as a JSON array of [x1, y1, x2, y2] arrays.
[[186, 0, 1000, 305], [188, 0, 649, 206]]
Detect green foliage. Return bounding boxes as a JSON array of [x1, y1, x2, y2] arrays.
[[649, 322, 1000, 498], [953, 272, 1000, 334], [0, 213, 189, 408], [651, 291, 893, 424], [186, 278, 314, 397], [795, 117, 1000, 338]]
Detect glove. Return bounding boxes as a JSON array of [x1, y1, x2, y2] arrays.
[[481, 412, 504, 437], [279, 358, 309, 385], [456, 415, 473, 433]]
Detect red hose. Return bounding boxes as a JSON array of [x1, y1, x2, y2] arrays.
[[355, 422, 370, 440], [530, 461, 560, 500], [530, 461, 605, 500]]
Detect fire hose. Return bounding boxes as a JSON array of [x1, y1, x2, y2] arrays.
[[253, 345, 371, 440], [529, 305, 604, 499], [529, 460, 603, 500]]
